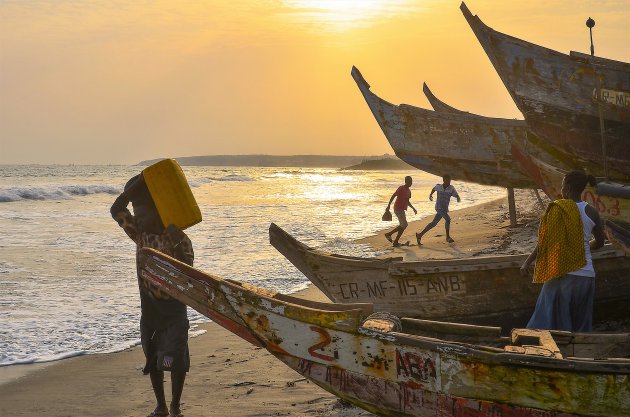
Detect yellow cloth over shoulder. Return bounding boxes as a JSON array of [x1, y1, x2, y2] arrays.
[[533, 199, 586, 283]]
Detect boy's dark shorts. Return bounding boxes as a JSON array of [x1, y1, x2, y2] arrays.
[[141, 319, 190, 374]]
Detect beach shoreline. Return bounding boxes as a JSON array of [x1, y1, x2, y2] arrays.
[[0, 191, 544, 417]]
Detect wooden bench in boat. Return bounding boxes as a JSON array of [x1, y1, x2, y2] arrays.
[[506, 329, 563, 359]]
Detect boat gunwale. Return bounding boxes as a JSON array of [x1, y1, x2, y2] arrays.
[[460, 1, 630, 119], [141, 247, 374, 316], [460, 2, 603, 67], [270, 223, 624, 270], [422, 82, 528, 128], [141, 248, 630, 376], [353, 64, 531, 129]]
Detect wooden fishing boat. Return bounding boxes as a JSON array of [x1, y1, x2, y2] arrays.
[[269, 223, 630, 331], [511, 147, 630, 224], [422, 83, 578, 173], [461, 2, 630, 179], [422, 83, 471, 115], [512, 146, 630, 255], [351, 66, 537, 189], [139, 247, 630, 417]]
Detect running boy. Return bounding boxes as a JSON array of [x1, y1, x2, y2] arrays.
[[416, 174, 460, 244], [384, 176, 417, 247]]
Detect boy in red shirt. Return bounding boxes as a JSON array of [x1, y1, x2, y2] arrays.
[[384, 176, 417, 246]]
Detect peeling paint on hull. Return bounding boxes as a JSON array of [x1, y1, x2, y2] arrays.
[[138, 248, 630, 417], [269, 223, 630, 332], [423, 84, 629, 180], [461, 2, 630, 180]]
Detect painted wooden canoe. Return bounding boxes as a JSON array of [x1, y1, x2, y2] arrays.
[[351, 66, 537, 189], [461, 2, 630, 180], [269, 223, 630, 332], [139, 247, 630, 417]]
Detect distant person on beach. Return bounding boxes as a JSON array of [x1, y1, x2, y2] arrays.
[[520, 170, 604, 332], [384, 176, 417, 247], [111, 175, 194, 417], [416, 174, 460, 245]]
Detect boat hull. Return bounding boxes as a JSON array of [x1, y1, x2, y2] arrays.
[[422, 83, 598, 176], [512, 146, 630, 255], [461, 2, 630, 179], [511, 146, 630, 227], [351, 66, 537, 188], [270, 223, 630, 331], [139, 248, 630, 417]]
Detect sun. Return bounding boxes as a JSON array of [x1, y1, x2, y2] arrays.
[[287, 0, 389, 12], [281, 0, 414, 31]]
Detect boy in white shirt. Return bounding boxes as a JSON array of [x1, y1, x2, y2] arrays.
[[416, 174, 460, 245]]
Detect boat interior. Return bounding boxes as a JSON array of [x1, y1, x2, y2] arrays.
[[363, 315, 630, 361], [225, 278, 630, 362]]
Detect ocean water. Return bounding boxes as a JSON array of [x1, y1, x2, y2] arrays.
[[0, 164, 505, 367]]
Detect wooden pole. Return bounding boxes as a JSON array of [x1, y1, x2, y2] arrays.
[[587, 17, 609, 179], [508, 188, 517, 227]]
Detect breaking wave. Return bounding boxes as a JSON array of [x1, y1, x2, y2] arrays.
[[0, 185, 121, 202], [209, 174, 255, 182], [188, 175, 255, 188]]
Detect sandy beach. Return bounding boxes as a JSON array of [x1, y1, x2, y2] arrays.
[[0, 191, 544, 417]]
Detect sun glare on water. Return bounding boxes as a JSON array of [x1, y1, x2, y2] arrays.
[[282, 0, 416, 30]]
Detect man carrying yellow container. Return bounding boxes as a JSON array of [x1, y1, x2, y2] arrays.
[[110, 159, 201, 417]]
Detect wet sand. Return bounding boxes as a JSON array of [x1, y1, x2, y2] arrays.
[[0, 191, 544, 417]]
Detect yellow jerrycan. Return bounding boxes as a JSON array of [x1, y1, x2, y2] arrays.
[[142, 159, 202, 230]]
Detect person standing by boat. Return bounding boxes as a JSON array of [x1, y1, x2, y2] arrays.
[[415, 174, 460, 245], [384, 176, 417, 247], [520, 170, 605, 332], [111, 174, 194, 417]]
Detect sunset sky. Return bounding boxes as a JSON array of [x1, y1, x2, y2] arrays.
[[1, 0, 628, 164]]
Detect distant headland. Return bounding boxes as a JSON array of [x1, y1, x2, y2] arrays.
[[342, 158, 414, 170], [138, 154, 413, 170]]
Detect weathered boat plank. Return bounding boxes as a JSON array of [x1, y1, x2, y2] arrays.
[[270, 223, 630, 332], [139, 248, 630, 417], [461, 1, 630, 180], [423, 82, 630, 180], [351, 66, 537, 189]]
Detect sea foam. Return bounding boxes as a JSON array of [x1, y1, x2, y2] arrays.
[[0, 185, 120, 202]]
